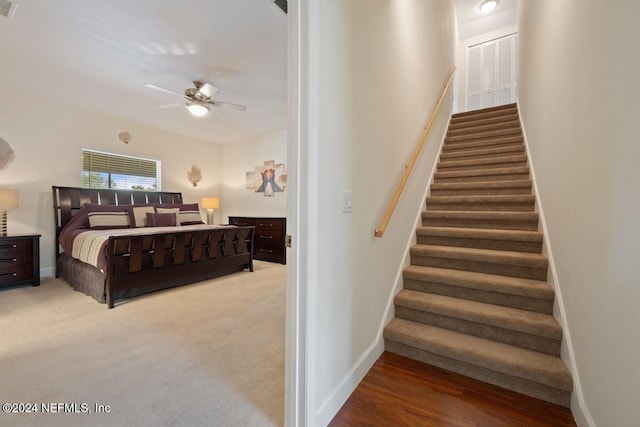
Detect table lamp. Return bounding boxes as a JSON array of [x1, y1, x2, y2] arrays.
[[0, 189, 18, 237], [201, 197, 220, 225]]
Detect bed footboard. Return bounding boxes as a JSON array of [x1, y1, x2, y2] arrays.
[[105, 226, 254, 308]]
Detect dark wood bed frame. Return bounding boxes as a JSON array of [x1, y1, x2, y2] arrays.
[[52, 186, 254, 308]]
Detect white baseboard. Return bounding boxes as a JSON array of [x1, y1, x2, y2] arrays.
[[314, 337, 384, 427], [40, 267, 55, 279], [517, 101, 595, 427]]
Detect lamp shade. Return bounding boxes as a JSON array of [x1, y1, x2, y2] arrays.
[[0, 189, 18, 210], [201, 197, 220, 209]]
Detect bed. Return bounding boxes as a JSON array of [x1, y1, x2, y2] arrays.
[[52, 186, 254, 308]]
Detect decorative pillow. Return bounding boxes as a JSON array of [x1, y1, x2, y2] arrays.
[[85, 203, 131, 229], [145, 212, 177, 227], [127, 204, 156, 228], [155, 205, 204, 225], [155, 203, 199, 212], [155, 207, 180, 225], [87, 211, 130, 229], [178, 210, 205, 225]]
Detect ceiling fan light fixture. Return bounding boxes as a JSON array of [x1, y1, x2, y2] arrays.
[[479, 0, 498, 14], [186, 102, 209, 117]]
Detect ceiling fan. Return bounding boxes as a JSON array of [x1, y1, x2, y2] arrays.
[[144, 80, 247, 117]]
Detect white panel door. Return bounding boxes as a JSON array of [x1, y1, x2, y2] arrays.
[[497, 35, 517, 105], [466, 47, 482, 111], [481, 42, 497, 107], [466, 33, 517, 111]]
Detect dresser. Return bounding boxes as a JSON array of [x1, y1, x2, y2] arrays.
[[0, 234, 41, 288], [228, 217, 286, 264]]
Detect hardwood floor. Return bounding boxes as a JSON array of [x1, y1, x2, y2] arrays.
[[329, 352, 576, 427]]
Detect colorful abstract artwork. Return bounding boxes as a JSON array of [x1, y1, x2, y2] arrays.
[[246, 160, 287, 197]]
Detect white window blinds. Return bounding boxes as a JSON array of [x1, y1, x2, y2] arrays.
[[82, 149, 160, 191]]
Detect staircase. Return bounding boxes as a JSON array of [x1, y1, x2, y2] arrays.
[[383, 103, 573, 407]]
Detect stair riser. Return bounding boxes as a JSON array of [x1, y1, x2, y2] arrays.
[[434, 173, 530, 183], [427, 202, 535, 212], [448, 114, 520, 131], [451, 108, 519, 122], [446, 130, 522, 144], [410, 255, 548, 281], [416, 235, 543, 253], [403, 278, 554, 314], [422, 217, 538, 231], [443, 137, 524, 152], [451, 108, 519, 124], [384, 340, 571, 407], [447, 122, 521, 138], [438, 161, 528, 172], [430, 187, 532, 196], [395, 307, 561, 356], [440, 146, 525, 161]]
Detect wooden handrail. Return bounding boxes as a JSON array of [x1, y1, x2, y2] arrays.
[[374, 66, 456, 238]]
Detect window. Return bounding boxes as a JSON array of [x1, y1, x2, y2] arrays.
[[82, 149, 160, 191]]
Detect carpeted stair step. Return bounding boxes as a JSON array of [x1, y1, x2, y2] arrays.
[[394, 290, 562, 355], [430, 180, 532, 196], [445, 128, 522, 145], [434, 166, 530, 183], [403, 265, 554, 314], [442, 135, 524, 153], [447, 113, 520, 131], [437, 155, 528, 172], [383, 318, 573, 407], [451, 104, 518, 123], [426, 195, 535, 212], [422, 210, 539, 231], [410, 244, 548, 280], [447, 120, 520, 138], [416, 226, 543, 253], [440, 144, 525, 162]]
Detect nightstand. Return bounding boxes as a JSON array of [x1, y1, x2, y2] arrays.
[[228, 217, 286, 264], [0, 234, 40, 288]]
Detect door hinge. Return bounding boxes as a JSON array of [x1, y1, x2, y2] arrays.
[[285, 234, 292, 248]]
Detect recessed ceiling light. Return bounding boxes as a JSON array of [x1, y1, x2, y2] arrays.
[[479, 0, 498, 14]]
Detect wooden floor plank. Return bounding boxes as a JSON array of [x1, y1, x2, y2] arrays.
[[329, 352, 576, 427]]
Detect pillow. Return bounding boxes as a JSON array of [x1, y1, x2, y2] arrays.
[[87, 211, 130, 229], [155, 205, 204, 226], [178, 210, 205, 225], [85, 203, 131, 229], [146, 212, 177, 227], [155, 207, 180, 225], [155, 203, 199, 212], [127, 204, 156, 228]]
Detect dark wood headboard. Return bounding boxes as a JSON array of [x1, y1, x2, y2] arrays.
[[52, 185, 183, 247]]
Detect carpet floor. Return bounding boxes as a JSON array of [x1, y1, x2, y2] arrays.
[[0, 261, 285, 427]]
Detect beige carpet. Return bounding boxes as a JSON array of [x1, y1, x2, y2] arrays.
[[0, 261, 285, 427]]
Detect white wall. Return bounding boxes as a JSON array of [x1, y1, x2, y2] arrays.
[[458, 4, 518, 41], [518, 1, 640, 426], [304, 1, 456, 424], [219, 129, 287, 223], [0, 89, 222, 277]]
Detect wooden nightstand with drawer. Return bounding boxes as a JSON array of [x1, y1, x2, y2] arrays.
[[228, 217, 286, 264], [0, 234, 41, 288]]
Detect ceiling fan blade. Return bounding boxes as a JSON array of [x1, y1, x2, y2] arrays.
[[197, 82, 219, 99], [211, 100, 247, 112], [155, 103, 182, 109], [144, 84, 183, 97]]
